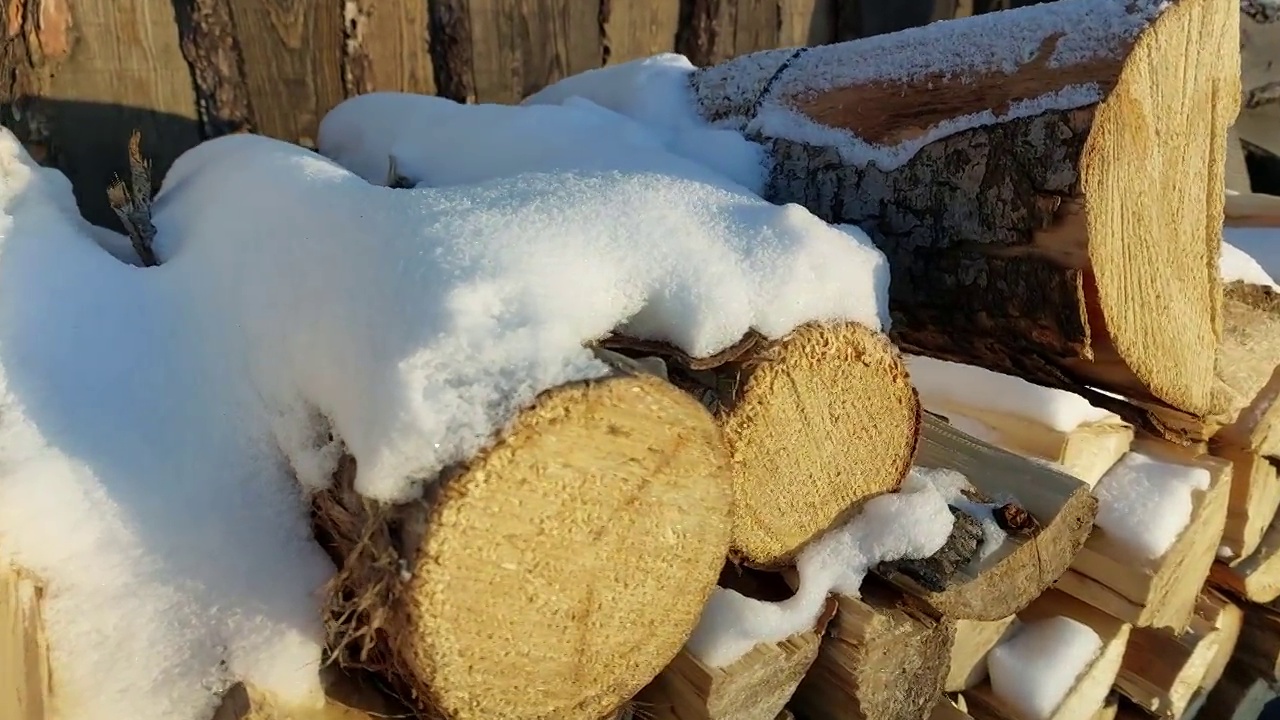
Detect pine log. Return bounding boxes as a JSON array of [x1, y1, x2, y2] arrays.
[[1, 566, 49, 720], [1217, 447, 1280, 562], [945, 616, 1019, 693], [966, 591, 1132, 720], [1186, 658, 1278, 720], [314, 369, 735, 720], [689, 0, 1240, 433], [634, 595, 834, 720], [790, 580, 953, 720], [600, 322, 920, 567], [936, 405, 1132, 489], [885, 414, 1097, 621], [1113, 591, 1243, 717], [1057, 442, 1232, 631]]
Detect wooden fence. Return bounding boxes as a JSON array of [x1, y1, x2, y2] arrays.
[[0, 0, 1039, 226]]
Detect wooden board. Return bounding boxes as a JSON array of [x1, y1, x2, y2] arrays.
[[1057, 442, 1232, 631]]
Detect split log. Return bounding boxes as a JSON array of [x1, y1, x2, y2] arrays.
[[945, 616, 1019, 693], [936, 406, 1132, 489], [884, 414, 1097, 621], [791, 580, 953, 720], [1217, 447, 1280, 562], [1211, 510, 1280, 603], [966, 590, 1132, 720], [932, 699, 974, 720], [1113, 591, 1243, 717], [315, 368, 735, 720], [1, 566, 49, 720], [601, 322, 920, 567], [634, 598, 834, 720], [1187, 658, 1278, 720], [1057, 442, 1232, 631], [690, 0, 1241, 432]]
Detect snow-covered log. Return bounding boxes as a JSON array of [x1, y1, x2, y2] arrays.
[[894, 415, 1097, 621], [315, 368, 733, 720], [965, 591, 1131, 720], [690, 0, 1241, 432], [1059, 442, 1231, 631], [790, 582, 953, 720], [1113, 591, 1243, 718], [601, 322, 920, 567]]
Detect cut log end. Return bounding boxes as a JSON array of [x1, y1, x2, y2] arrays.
[[720, 323, 920, 566], [316, 372, 734, 720]]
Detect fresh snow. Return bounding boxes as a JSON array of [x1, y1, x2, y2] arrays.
[[987, 616, 1103, 720], [1093, 451, 1210, 561], [1222, 227, 1280, 288], [687, 467, 1004, 667], [0, 86, 891, 720], [907, 355, 1115, 432]]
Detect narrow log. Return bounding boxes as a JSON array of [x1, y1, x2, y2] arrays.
[[601, 322, 920, 567], [690, 0, 1240, 431], [1217, 447, 1280, 562], [315, 369, 735, 720], [1, 566, 49, 720], [1113, 591, 1243, 717], [966, 591, 1131, 720], [945, 616, 1019, 693], [887, 414, 1097, 621], [1059, 443, 1231, 631], [791, 580, 953, 720]]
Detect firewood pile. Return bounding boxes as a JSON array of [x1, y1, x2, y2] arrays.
[[3, 0, 1279, 720]]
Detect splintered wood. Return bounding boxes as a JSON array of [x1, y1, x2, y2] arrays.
[[1059, 443, 1231, 631], [898, 414, 1097, 621], [966, 591, 1132, 720], [601, 322, 920, 567], [691, 0, 1240, 433]]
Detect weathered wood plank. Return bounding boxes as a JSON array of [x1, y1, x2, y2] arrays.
[[227, 0, 344, 146], [600, 0, 680, 64], [469, 0, 603, 104], [342, 0, 436, 98]]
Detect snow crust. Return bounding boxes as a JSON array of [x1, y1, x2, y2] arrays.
[[687, 468, 1004, 667], [907, 355, 1115, 432], [0, 86, 891, 720], [1223, 227, 1280, 288], [987, 616, 1103, 720], [1093, 451, 1210, 561]]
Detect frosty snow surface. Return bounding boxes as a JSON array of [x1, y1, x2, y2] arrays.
[[0, 68, 891, 720], [988, 616, 1103, 719]]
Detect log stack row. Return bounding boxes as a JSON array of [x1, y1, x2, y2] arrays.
[[1, 0, 1272, 719]]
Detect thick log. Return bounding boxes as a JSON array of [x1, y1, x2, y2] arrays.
[[315, 370, 734, 720], [791, 580, 953, 720], [889, 414, 1097, 621], [1113, 591, 1243, 717], [966, 591, 1132, 720], [602, 322, 920, 567], [690, 0, 1241, 433], [1058, 442, 1232, 631]]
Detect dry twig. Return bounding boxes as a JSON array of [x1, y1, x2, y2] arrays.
[[106, 130, 159, 267]]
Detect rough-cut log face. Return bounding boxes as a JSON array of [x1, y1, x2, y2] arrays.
[[316, 373, 733, 720], [692, 0, 1241, 424]]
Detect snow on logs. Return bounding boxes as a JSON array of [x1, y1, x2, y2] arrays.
[[600, 323, 920, 567], [689, 0, 1241, 431]]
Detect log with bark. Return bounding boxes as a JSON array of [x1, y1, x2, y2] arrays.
[[315, 365, 736, 720], [600, 322, 920, 567], [1059, 442, 1232, 631], [790, 579, 954, 720], [688, 0, 1241, 436], [965, 591, 1132, 720], [1112, 591, 1243, 718], [889, 414, 1097, 621]]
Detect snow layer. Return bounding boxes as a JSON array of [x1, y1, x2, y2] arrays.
[[1223, 227, 1280, 288], [0, 105, 890, 720], [687, 467, 1007, 667], [0, 131, 333, 720], [907, 355, 1115, 432], [1093, 451, 1210, 561], [988, 616, 1103, 720]]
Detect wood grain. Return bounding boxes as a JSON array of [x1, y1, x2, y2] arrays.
[[601, 0, 679, 64], [343, 0, 436, 98], [172, 0, 254, 137], [469, 0, 603, 103]]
